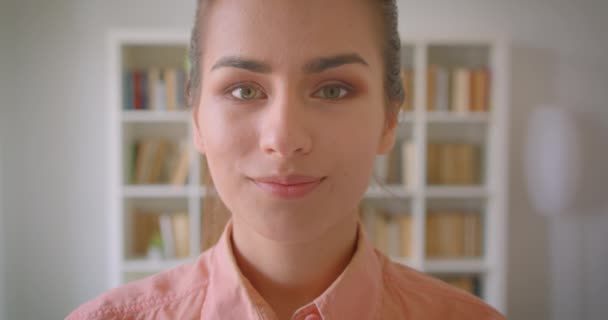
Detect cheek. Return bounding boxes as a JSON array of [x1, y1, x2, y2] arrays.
[[198, 104, 253, 187], [322, 115, 382, 196]]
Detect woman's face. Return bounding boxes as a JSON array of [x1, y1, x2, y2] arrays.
[[193, 0, 397, 243]]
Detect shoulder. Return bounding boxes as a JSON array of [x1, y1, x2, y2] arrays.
[[377, 253, 506, 320], [65, 252, 213, 320]]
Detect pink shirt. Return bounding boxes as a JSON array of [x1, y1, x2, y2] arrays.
[[66, 219, 506, 319]]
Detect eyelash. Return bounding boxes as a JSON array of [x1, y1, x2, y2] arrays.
[[224, 82, 354, 101]]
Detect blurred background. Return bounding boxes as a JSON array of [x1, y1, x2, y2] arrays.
[[0, 0, 607, 319]]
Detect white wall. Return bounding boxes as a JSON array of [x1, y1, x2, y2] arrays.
[[3, 1, 196, 319], [0, 0, 16, 318], [2, 0, 606, 319]]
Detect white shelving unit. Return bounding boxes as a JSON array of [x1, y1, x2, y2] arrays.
[[107, 29, 508, 314]]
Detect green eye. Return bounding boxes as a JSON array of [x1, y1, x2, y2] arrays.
[[231, 86, 262, 100], [315, 85, 349, 100]]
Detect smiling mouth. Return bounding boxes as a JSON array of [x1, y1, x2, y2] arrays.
[[251, 176, 326, 199]]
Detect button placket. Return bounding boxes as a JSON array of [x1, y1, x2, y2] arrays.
[[292, 303, 322, 320], [303, 313, 321, 320]]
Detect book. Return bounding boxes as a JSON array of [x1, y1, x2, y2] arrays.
[[148, 139, 169, 184], [159, 213, 175, 259], [463, 213, 483, 256], [396, 214, 412, 257], [171, 213, 190, 258], [129, 142, 139, 184], [132, 210, 160, 256], [132, 71, 147, 110], [472, 69, 490, 112], [122, 67, 189, 111], [130, 138, 193, 185], [133, 139, 156, 184], [438, 212, 465, 257], [132, 211, 191, 260], [164, 68, 178, 111], [426, 143, 441, 185], [454, 144, 478, 185], [426, 212, 483, 258], [451, 68, 471, 113], [170, 140, 190, 185], [147, 68, 161, 110], [123, 71, 133, 110], [427, 143, 480, 185], [439, 144, 459, 185], [425, 213, 439, 257], [440, 276, 480, 296]]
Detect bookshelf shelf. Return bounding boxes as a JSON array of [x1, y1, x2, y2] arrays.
[[121, 110, 190, 123], [122, 185, 191, 198], [108, 30, 508, 314]]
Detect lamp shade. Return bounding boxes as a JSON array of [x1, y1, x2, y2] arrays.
[[523, 106, 581, 216]]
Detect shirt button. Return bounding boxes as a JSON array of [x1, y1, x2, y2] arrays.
[[304, 314, 321, 320]]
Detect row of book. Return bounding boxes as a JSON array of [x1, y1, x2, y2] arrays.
[[121, 65, 488, 113], [426, 211, 483, 258], [359, 204, 483, 258], [130, 139, 479, 187], [123, 68, 188, 111], [129, 138, 210, 186], [375, 142, 481, 186], [437, 275, 481, 296], [130, 138, 190, 185], [426, 143, 481, 185], [359, 204, 412, 258], [132, 211, 190, 259], [374, 141, 412, 185], [427, 66, 491, 112]]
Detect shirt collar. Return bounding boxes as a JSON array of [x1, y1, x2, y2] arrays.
[[208, 218, 384, 320]]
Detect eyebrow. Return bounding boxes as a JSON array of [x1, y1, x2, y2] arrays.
[[210, 53, 369, 74], [303, 53, 369, 73], [211, 56, 272, 73]]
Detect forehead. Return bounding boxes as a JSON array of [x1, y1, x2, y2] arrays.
[[200, 0, 382, 72]]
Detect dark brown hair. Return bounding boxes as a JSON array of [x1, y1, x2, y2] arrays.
[[185, 0, 405, 249]]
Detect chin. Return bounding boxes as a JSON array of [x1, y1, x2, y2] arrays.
[[249, 207, 331, 244]]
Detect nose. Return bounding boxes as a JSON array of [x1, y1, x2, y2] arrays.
[[259, 90, 313, 159]]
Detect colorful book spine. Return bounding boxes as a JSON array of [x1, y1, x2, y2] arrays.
[[122, 67, 187, 111], [123, 71, 133, 110]]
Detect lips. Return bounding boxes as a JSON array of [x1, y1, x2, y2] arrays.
[[253, 175, 322, 185], [251, 175, 325, 199]]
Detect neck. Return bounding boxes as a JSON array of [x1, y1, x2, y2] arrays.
[[230, 214, 359, 319]]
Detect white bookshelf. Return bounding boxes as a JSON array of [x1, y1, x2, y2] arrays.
[[107, 29, 508, 314]]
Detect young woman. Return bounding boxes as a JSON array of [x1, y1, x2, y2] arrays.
[[67, 0, 506, 319]]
